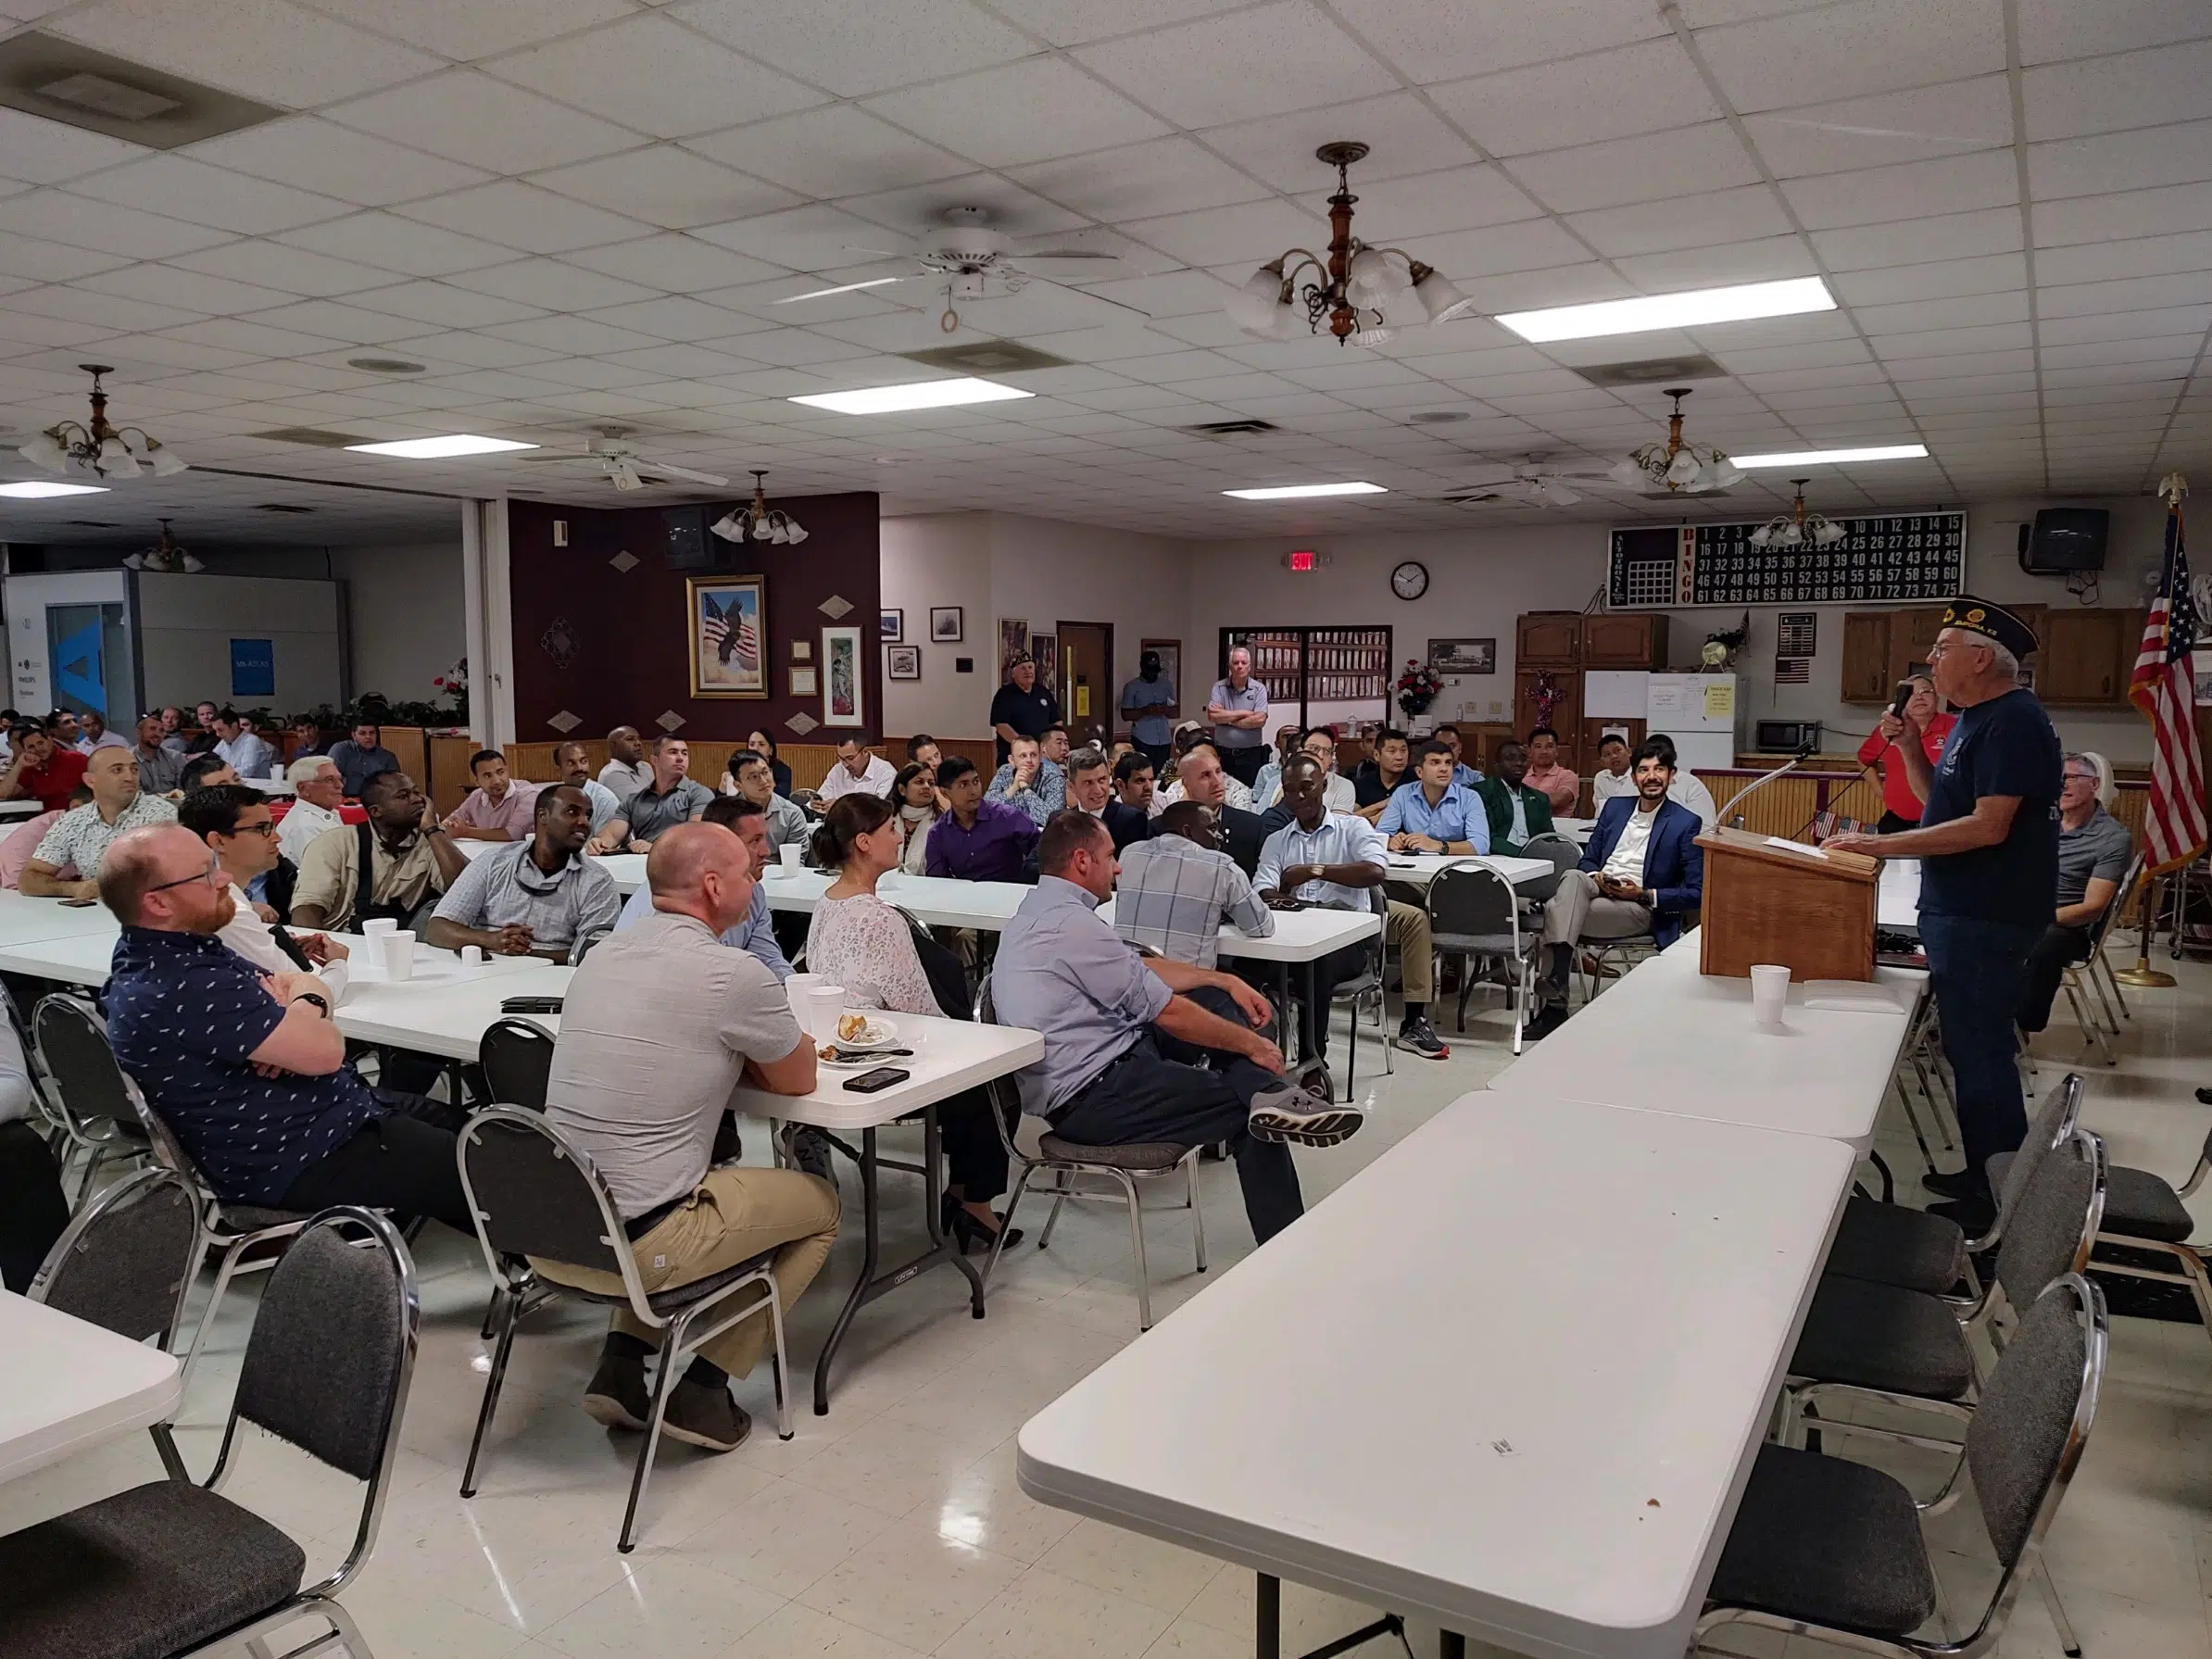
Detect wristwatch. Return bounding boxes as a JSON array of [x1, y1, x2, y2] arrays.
[[290, 991, 332, 1018], [422, 823, 447, 836]]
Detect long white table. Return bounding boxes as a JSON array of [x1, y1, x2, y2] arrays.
[[762, 868, 1029, 929], [1019, 1094, 1856, 1659], [1380, 853, 1553, 890], [1, 1290, 183, 1486], [0, 892, 128, 949]]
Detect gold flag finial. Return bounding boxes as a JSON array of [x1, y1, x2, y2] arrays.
[[2158, 471, 2189, 504]]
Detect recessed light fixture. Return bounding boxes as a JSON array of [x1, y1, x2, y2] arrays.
[[0, 480, 108, 498], [1223, 482, 1388, 500], [1733, 444, 1930, 468], [789, 378, 1034, 416], [1497, 276, 1835, 344], [343, 434, 539, 459]]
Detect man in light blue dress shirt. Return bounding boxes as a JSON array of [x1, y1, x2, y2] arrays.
[[1433, 723, 1485, 789], [1376, 740, 1491, 854], [613, 797, 788, 981], [211, 709, 278, 780]]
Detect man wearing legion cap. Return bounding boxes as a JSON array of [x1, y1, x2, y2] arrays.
[[1828, 596, 2061, 1210]]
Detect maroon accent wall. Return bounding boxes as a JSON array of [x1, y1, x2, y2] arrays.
[[507, 493, 882, 742]]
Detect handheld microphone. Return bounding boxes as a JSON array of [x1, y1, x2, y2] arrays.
[[1887, 681, 1915, 721]]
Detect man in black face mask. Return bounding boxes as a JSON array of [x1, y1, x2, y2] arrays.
[[1120, 649, 1177, 776]]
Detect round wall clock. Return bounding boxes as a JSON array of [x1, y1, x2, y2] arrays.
[[1390, 559, 1429, 600]]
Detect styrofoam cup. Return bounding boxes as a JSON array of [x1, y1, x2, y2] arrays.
[[382, 931, 416, 982], [1750, 963, 1790, 1030], [360, 917, 397, 938], [799, 983, 846, 1042], [778, 842, 803, 871], [459, 945, 484, 966]]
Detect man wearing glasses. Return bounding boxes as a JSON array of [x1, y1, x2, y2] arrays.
[[2016, 755, 2134, 1035], [180, 783, 351, 997], [98, 824, 471, 1231]]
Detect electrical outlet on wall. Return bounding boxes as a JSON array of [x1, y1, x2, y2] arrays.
[[552, 520, 568, 547], [1488, 701, 1502, 717]]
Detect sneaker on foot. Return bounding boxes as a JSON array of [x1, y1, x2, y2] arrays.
[[1394, 1016, 1448, 1060], [778, 1122, 835, 1182], [661, 1379, 751, 1452], [582, 1349, 650, 1432], [1247, 1082, 1365, 1147]]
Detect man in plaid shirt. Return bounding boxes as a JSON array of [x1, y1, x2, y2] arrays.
[[1112, 800, 1274, 966]]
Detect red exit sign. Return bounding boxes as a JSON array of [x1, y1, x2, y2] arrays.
[[1286, 548, 1317, 572]]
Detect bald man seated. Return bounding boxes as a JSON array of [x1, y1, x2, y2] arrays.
[[99, 823, 473, 1230], [536, 820, 841, 1454]]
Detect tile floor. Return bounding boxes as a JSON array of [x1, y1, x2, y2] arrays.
[[6, 948, 2211, 1659]]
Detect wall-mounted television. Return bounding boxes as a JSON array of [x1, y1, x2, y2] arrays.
[[2017, 508, 2108, 574]]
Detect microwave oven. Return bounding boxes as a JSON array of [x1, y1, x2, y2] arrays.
[[1754, 719, 1821, 753]]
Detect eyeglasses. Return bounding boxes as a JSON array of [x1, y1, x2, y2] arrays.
[[2062, 771, 2098, 785], [227, 819, 278, 838], [145, 854, 224, 895]]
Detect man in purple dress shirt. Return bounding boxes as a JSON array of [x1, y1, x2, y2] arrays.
[[924, 756, 1038, 882], [442, 748, 543, 842]]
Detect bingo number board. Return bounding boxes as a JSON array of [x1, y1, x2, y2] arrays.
[[1607, 510, 1967, 608]]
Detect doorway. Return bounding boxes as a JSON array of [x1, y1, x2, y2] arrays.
[[1057, 621, 1113, 750]]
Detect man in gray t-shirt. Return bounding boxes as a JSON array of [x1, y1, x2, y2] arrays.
[[621, 735, 715, 849], [2018, 757, 2135, 1033], [536, 821, 838, 1452]]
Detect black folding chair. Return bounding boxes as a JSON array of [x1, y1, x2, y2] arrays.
[[31, 990, 151, 1207], [479, 1015, 557, 1113]]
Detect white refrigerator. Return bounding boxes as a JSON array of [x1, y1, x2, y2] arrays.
[[1644, 672, 1737, 773]]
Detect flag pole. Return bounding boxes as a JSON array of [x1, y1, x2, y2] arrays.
[[2117, 471, 2196, 988], [2116, 872, 2177, 988]]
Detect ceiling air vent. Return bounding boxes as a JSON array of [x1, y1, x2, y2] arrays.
[[896, 340, 1072, 374], [0, 32, 283, 149], [1183, 420, 1280, 437], [1571, 355, 1727, 388], [254, 503, 316, 514], [67, 520, 120, 528], [248, 427, 371, 448]]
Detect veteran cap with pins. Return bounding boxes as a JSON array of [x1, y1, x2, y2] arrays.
[[1939, 594, 2038, 660]]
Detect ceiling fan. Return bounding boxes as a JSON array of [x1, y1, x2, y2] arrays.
[[774, 207, 1142, 333], [524, 430, 730, 494], [1431, 456, 1615, 510]]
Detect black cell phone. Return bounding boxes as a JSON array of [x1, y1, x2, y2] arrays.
[[841, 1066, 911, 1093], [500, 996, 564, 1014], [58, 896, 98, 908]]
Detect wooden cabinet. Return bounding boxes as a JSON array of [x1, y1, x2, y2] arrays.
[[2038, 608, 2143, 705], [1580, 612, 1667, 669], [1516, 611, 1582, 669], [1885, 608, 1949, 690], [1839, 613, 1893, 703]]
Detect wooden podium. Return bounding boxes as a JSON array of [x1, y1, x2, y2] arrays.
[[1695, 826, 1880, 981]]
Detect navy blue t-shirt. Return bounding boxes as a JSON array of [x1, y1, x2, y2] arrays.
[[1917, 688, 2061, 925], [107, 926, 381, 1204]]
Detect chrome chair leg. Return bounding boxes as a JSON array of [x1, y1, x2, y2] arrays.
[[619, 1312, 686, 1552], [2036, 1563, 2082, 1658], [1187, 1153, 1207, 1274], [1115, 1169, 1152, 1331], [459, 1274, 524, 1498]]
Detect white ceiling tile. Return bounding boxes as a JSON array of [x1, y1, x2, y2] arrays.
[[861, 57, 1169, 168], [2024, 39, 2212, 141], [1508, 123, 1760, 215], [578, 295, 758, 341], [327, 70, 642, 175], [1460, 265, 1634, 312], [1611, 235, 1819, 291], [1831, 254, 2028, 306], [2028, 120, 2212, 199], [702, 327, 878, 368], [1781, 149, 2019, 230], [1567, 184, 1793, 258], [442, 258, 660, 311], [981, 0, 1246, 47], [564, 233, 786, 291], [2037, 182, 2212, 249], [7, 283, 205, 333], [69, 157, 353, 237], [836, 175, 1090, 243], [1333, 0, 1668, 81], [170, 239, 395, 296], [1074, 1, 1396, 131], [344, 280, 547, 328], [2037, 230, 2212, 286], [300, 0, 636, 60], [2039, 271, 2212, 317], [1411, 220, 1602, 279], [482, 314, 670, 354], [1741, 77, 2014, 181], [50, 0, 441, 106], [0, 107, 145, 187], [1009, 138, 1270, 222], [489, 14, 823, 141], [2041, 333, 2206, 370], [2017, 0, 2212, 65], [1693, 0, 2005, 113], [673, 0, 1035, 97], [530, 146, 799, 231], [689, 203, 908, 273], [0, 191, 235, 258], [397, 182, 652, 255], [684, 105, 967, 203], [1855, 292, 2032, 335], [1810, 207, 2023, 270], [378, 329, 567, 368], [1428, 38, 1722, 157], [2038, 306, 2212, 346], [1301, 166, 1541, 240], [281, 211, 521, 276], [1199, 94, 1483, 195], [79, 264, 300, 315], [239, 298, 427, 344], [0, 233, 133, 283], [1120, 198, 1326, 269], [182, 118, 492, 209]]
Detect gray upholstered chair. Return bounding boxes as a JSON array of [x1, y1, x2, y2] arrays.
[[569, 924, 612, 967], [974, 973, 1204, 1333], [31, 991, 151, 1207], [0, 1207, 418, 1659], [1699, 1272, 2106, 1659], [478, 1015, 557, 1112], [1318, 886, 1393, 1099], [455, 1105, 793, 1552], [2057, 851, 2143, 1061], [1512, 831, 1581, 906], [2048, 1116, 2212, 1342], [1426, 862, 1539, 1053]]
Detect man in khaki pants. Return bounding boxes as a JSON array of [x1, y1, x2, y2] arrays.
[[538, 822, 838, 1452]]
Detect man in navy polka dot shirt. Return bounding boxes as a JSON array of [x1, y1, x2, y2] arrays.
[[100, 823, 471, 1228]]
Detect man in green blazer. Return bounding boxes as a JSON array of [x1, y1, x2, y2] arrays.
[[1473, 739, 1555, 855]]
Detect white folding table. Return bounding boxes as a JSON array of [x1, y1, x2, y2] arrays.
[[761, 868, 1031, 929], [1018, 1093, 1856, 1659], [1376, 853, 1554, 890], [0, 891, 129, 950], [0, 1290, 183, 1486], [0, 798, 44, 821]]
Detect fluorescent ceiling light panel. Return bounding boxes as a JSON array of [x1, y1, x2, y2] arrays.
[[1498, 277, 1836, 344], [789, 378, 1034, 415], [1733, 444, 1930, 467], [774, 278, 907, 304], [0, 481, 108, 498], [1223, 483, 1388, 500], [343, 434, 539, 459]]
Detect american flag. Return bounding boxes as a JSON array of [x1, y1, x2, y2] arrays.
[[2129, 481, 2208, 874]]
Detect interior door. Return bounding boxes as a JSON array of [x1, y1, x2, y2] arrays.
[[1057, 621, 1113, 750]]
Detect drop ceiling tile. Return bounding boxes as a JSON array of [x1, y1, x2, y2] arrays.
[[2039, 271, 2212, 317], [1856, 292, 2032, 335], [397, 182, 653, 256], [0, 312, 111, 350], [593, 343, 761, 377], [344, 280, 547, 328], [2038, 229, 2212, 287], [1692, 0, 2005, 114], [564, 233, 786, 291], [688, 203, 901, 275], [1119, 198, 1326, 270], [302, 0, 635, 60], [981, 0, 1245, 47], [1460, 265, 1635, 312], [78, 264, 300, 315], [185, 118, 492, 209], [1303, 167, 1542, 241], [0, 233, 132, 283], [2038, 305, 2212, 346], [2028, 120, 2212, 199], [1832, 253, 2028, 306], [2019, 0, 2212, 65], [836, 175, 1090, 242], [1715, 337, 1878, 372], [1073, 1, 1396, 131], [529, 147, 800, 233], [673, 0, 1034, 97], [1782, 149, 2019, 230], [2042, 333, 2206, 370], [1741, 77, 2014, 180], [1809, 206, 2022, 270], [1428, 38, 1721, 157], [441, 258, 659, 312], [702, 327, 879, 368], [1199, 94, 1482, 195], [280, 211, 519, 276], [1610, 236, 1819, 291], [1568, 185, 1793, 258], [578, 295, 760, 341], [328, 70, 642, 175], [0, 107, 144, 187], [379, 329, 567, 369], [1331, 0, 1668, 82], [239, 298, 427, 344], [482, 314, 670, 354], [2024, 38, 2212, 142], [2037, 184, 2212, 253], [1409, 220, 1599, 279], [7, 283, 205, 332], [69, 157, 355, 238], [170, 240, 396, 297], [50, 0, 441, 106], [861, 57, 1169, 168], [1008, 138, 1270, 223], [490, 14, 823, 141], [0, 192, 235, 259], [1506, 123, 1757, 215]]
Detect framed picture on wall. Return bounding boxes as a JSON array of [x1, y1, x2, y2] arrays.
[[790, 666, 817, 696], [880, 607, 903, 643], [1030, 631, 1058, 698], [886, 645, 921, 681], [686, 575, 766, 698], [1427, 637, 1495, 674], [999, 616, 1029, 673], [822, 625, 862, 727], [931, 606, 963, 642]]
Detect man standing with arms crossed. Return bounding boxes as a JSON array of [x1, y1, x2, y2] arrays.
[[1206, 646, 1271, 789]]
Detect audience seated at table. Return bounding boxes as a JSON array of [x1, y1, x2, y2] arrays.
[[1105, 752, 1154, 852], [291, 769, 466, 932], [0, 791, 78, 890], [992, 811, 1362, 1248], [1520, 727, 1579, 812], [183, 700, 220, 756], [1259, 729, 1358, 813], [0, 721, 89, 812], [622, 735, 715, 850], [1159, 742, 1284, 879], [1527, 740, 1705, 1039], [156, 706, 188, 755], [1377, 739, 1491, 856], [882, 762, 941, 874], [46, 710, 85, 755], [986, 733, 1064, 827], [100, 823, 474, 1231], [2017, 753, 2135, 1033], [80, 711, 127, 753], [1114, 800, 1272, 966], [746, 729, 794, 799], [1063, 746, 1114, 823], [130, 714, 184, 796], [22, 744, 178, 899], [289, 716, 328, 759], [551, 740, 629, 851], [442, 748, 542, 842], [210, 707, 278, 781], [723, 750, 810, 853], [597, 724, 653, 802], [616, 795, 791, 981], [181, 784, 346, 995], [1249, 725, 1307, 811], [1351, 727, 1413, 824], [178, 752, 240, 792], [1154, 732, 1255, 817], [1857, 671, 1956, 831], [804, 794, 1020, 1251], [1648, 734, 1720, 830], [1431, 723, 1484, 788], [425, 786, 620, 964], [926, 755, 1038, 882], [816, 733, 897, 809], [540, 821, 839, 1453], [1589, 733, 1635, 807], [1260, 756, 1447, 1063], [1475, 739, 1558, 856], [327, 721, 399, 800]]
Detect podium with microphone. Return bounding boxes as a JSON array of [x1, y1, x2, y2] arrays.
[[1694, 824, 1882, 981]]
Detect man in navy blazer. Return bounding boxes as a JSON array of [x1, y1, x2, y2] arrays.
[[1526, 739, 1703, 1038]]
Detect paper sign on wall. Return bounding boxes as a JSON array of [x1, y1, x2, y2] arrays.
[[1075, 685, 1090, 717], [1703, 680, 1735, 720]]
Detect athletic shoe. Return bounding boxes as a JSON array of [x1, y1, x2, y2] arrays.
[[779, 1122, 835, 1182], [661, 1380, 751, 1452], [1247, 1082, 1365, 1147], [1394, 1017, 1448, 1059], [582, 1349, 650, 1432]]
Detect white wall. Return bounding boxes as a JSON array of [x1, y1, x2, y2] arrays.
[[135, 572, 344, 712], [880, 512, 993, 737], [4, 570, 132, 716], [329, 542, 465, 705]]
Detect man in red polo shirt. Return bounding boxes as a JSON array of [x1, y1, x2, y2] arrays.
[[0, 723, 89, 813]]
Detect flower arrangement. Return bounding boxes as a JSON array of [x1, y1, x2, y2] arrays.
[[1394, 658, 1444, 719], [433, 657, 468, 698]]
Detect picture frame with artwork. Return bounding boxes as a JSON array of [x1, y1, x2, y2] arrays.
[[686, 574, 766, 698], [930, 606, 963, 642], [1427, 636, 1496, 674], [880, 607, 903, 643], [821, 625, 862, 728], [886, 645, 921, 681], [999, 616, 1029, 673], [790, 666, 816, 696], [1029, 631, 1058, 698]]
